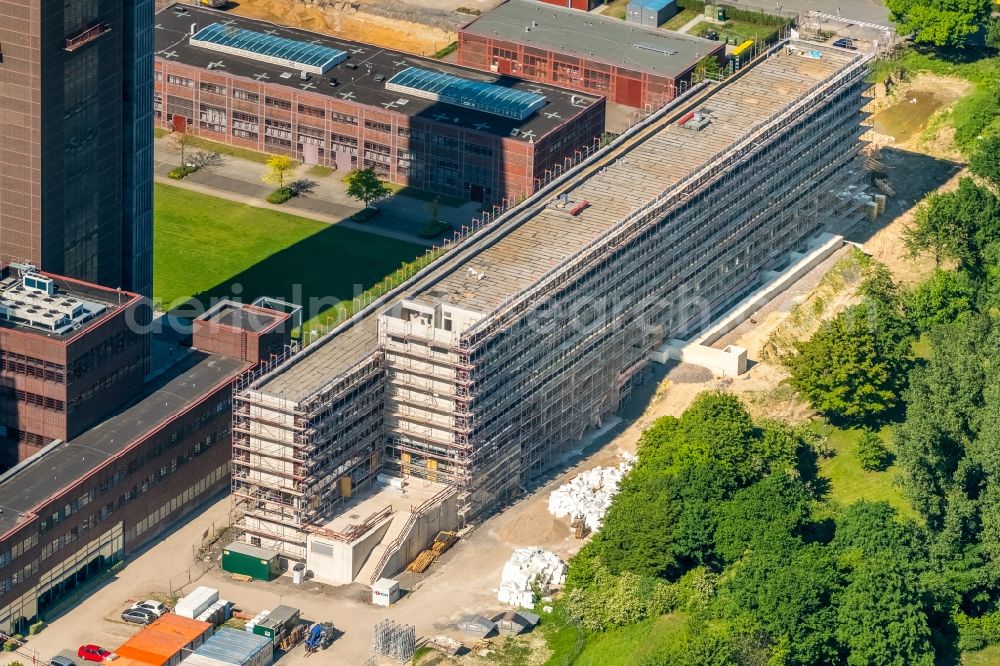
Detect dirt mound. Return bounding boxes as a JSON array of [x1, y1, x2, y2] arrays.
[[232, 0, 456, 55]]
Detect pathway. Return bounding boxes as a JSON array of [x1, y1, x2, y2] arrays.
[[154, 137, 481, 246], [154, 174, 438, 248], [676, 13, 706, 34]]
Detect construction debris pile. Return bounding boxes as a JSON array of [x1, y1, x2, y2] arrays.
[[547, 456, 636, 532], [497, 548, 567, 607]]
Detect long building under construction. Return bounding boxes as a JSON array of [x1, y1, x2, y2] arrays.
[[233, 41, 875, 563]]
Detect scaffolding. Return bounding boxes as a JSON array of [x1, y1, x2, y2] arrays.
[[236, 40, 876, 538], [372, 619, 416, 662]]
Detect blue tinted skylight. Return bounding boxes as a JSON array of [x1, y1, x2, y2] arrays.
[[385, 67, 546, 120], [190, 23, 347, 74]]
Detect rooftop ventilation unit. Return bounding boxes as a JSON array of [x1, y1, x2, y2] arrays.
[[634, 43, 678, 56]]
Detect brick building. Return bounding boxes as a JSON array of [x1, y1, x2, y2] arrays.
[[0, 0, 153, 297], [0, 301, 290, 635], [0, 265, 147, 465], [155, 4, 605, 203], [537, 0, 605, 12], [458, 0, 724, 109]]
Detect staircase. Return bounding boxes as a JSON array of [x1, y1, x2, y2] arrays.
[[355, 510, 415, 585]]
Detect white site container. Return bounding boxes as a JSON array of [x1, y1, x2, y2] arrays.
[[372, 578, 401, 607], [176, 585, 220, 619]]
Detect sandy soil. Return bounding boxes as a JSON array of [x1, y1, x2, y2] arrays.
[[231, 0, 458, 55]]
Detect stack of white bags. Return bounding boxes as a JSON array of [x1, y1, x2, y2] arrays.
[[547, 455, 636, 532], [497, 547, 567, 607]]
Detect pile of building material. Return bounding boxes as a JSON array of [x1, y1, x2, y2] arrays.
[[497, 548, 566, 607], [176, 586, 219, 620], [547, 456, 636, 532]]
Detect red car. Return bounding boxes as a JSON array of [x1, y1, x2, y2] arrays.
[[78, 646, 117, 663]]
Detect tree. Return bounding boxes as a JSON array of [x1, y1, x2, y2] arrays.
[[262, 155, 295, 189], [894, 318, 993, 526], [904, 178, 1000, 272], [346, 167, 392, 209], [970, 135, 1000, 191], [786, 302, 911, 425], [905, 268, 975, 332], [857, 429, 893, 471], [170, 130, 198, 166], [693, 56, 723, 82], [988, 18, 1000, 50], [885, 0, 992, 49], [836, 555, 935, 665]]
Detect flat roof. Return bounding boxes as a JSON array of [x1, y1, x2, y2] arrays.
[[198, 301, 288, 333], [189, 628, 270, 664], [462, 0, 720, 79], [0, 351, 248, 537], [117, 615, 213, 661], [156, 4, 601, 142], [0, 266, 139, 340], [256, 43, 862, 403]]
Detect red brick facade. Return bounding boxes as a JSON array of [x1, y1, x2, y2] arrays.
[[457, 32, 724, 109], [0, 270, 145, 464], [154, 60, 606, 203], [537, 0, 605, 11]]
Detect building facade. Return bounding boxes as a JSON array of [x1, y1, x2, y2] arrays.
[[0, 0, 154, 296], [458, 0, 725, 109], [233, 42, 876, 557], [0, 297, 292, 635], [155, 5, 605, 204], [0, 266, 146, 466]]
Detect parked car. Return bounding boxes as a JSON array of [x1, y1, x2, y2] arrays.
[[50, 656, 77, 666], [121, 607, 157, 625], [77, 646, 117, 663], [130, 599, 169, 617], [832, 37, 857, 50]]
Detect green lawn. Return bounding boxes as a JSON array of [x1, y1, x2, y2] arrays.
[[154, 183, 423, 325], [573, 615, 685, 666], [692, 19, 776, 44], [158, 132, 279, 165], [812, 422, 915, 519], [662, 8, 699, 31], [963, 645, 1000, 665]]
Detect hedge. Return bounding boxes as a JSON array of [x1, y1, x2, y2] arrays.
[[677, 0, 789, 26]]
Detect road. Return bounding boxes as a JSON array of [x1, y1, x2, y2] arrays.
[[742, 0, 891, 26]]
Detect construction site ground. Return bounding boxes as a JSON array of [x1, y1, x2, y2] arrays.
[[2, 81, 954, 666], [0, 243, 882, 666], [227, 0, 482, 56]]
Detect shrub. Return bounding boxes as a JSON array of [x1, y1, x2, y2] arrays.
[[351, 207, 379, 223], [418, 220, 452, 239], [857, 430, 893, 472], [265, 187, 294, 205], [28, 620, 44, 635], [433, 41, 459, 59], [167, 165, 197, 180]]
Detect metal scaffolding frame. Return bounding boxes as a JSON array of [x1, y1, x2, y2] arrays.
[[235, 41, 877, 545]]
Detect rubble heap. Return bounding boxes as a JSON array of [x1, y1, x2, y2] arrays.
[[497, 547, 567, 607], [547, 455, 636, 532]]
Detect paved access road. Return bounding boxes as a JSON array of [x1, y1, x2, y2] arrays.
[[744, 0, 891, 26]]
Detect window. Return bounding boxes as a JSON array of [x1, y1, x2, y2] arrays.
[[233, 88, 259, 103], [464, 142, 493, 157], [364, 119, 392, 133], [298, 103, 325, 119], [232, 110, 259, 140], [199, 81, 226, 95], [167, 74, 194, 88], [331, 111, 358, 125], [199, 103, 226, 133], [265, 96, 291, 110]]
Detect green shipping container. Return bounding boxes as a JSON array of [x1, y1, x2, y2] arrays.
[[252, 623, 276, 640], [222, 541, 280, 581]]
